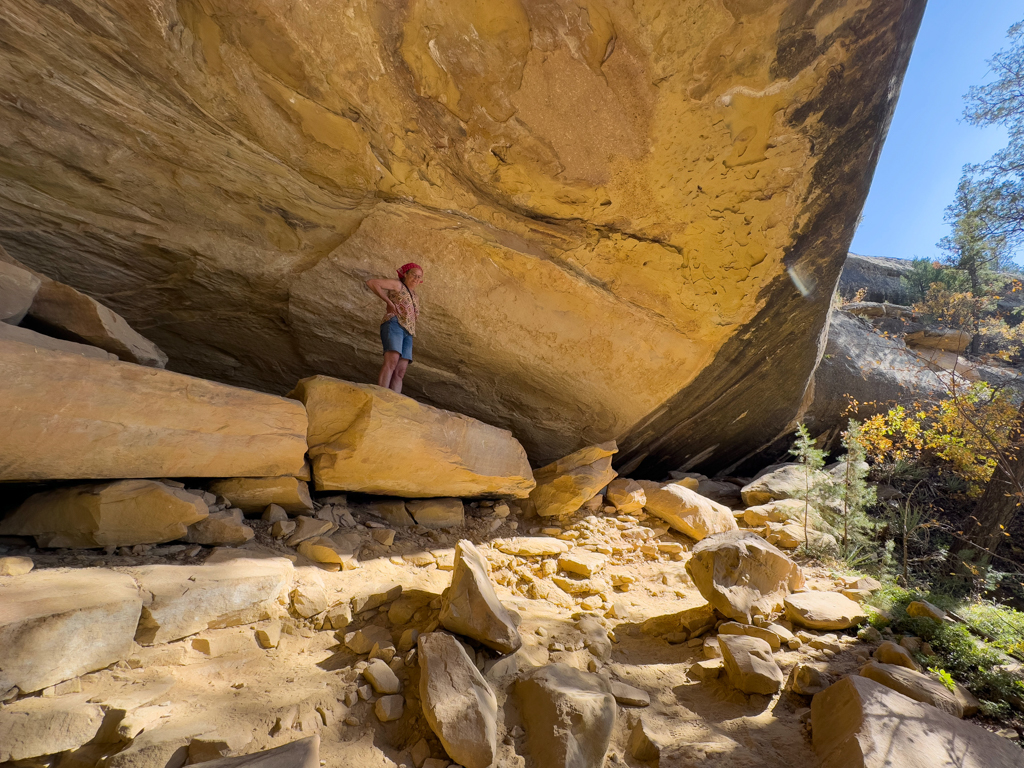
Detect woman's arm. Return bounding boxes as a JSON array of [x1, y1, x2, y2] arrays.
[[366, 278, 403, 315]]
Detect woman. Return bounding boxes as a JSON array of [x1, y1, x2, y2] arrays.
[[366, 263, 422, 394]]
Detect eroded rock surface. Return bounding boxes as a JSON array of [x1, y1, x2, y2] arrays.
[[0, 0, 925, 470]]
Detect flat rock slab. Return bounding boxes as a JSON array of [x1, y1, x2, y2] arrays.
[[188, 736, 320, 767], [0, 339, 308, 481], [0, 480, 208, 548], [289, 376, 535, 498], [207, 476, 313, 514], [0, 568, 142, 694], [0, 321, 116, 360], [127, 552, 294, 645], [859, 661, 963, 718], [0, 693, 114, 762], [493, 537, 569, 556], [785, 591, 867, 630], [685, 531, 804, 622], [813, 675, 1022, 767], [419, 632, 498, 768]]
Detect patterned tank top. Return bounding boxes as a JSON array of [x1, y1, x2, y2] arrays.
[[381, 283, 418, 336]]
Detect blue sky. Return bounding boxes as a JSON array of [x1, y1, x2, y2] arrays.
[[850, 0, 1022, 263]]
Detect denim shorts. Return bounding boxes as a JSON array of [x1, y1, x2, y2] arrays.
[[380, 317, 413, 361]]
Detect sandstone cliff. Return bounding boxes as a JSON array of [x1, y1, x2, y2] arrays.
[[0, 0, 925, 470]]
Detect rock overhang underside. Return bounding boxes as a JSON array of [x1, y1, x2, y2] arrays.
[[0, 0, 926, 470]]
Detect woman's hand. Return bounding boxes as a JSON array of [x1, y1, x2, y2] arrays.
[[385, 300, 398, 315]]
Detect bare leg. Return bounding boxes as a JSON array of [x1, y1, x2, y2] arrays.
[[390, 358, 410, 394], [378, 351, 400, 389]]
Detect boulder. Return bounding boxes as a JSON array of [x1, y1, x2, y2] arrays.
[[812, 675, 1022, 767], [873, 640, 921, 671], [526, 442, 618, 518], [290, 570, 329, 618], [289, 376, 534, 497], [406, 498, 466, 528], [605, 478, 646, 513], [493, 537, 569, 556], [297, 537, 355, 568], [718, 621, 783, 651], [206, 476, 313, 514], [628, 718, 663, 762], [25, 277, 167, 367], [695, 479, 743, 507], [366, 499, 415, 527], [0, 479, 208, 548], [345, 625, 393, 655], [802, 311, 949, 451], [0, 340, 309, 482], [859, 661, 964, 718], [637, 481, 737, 540], [286, 515, 334, 545], [187, 736, 320, 767], [516, 664, 616, 768], [186, 508, 255, 547], [0, 568, 142, 693], [440, 540, 522, 654], [130, 552, 293, 645], [787, 663, 829, 696], [764, 522, 839, 554], [719, 634, 784, 695], [0, 259, 40, 325], [906, 600, 947, 622], [0, 320, 116, 359], [418, 632, 498, 768], [0, 0, 924, 475], [0, 556, 33, 576], [785, 591, 867, 630], [742, 499, 806, 526], [905, 327, 971, 354], [741, 464, 832, 506], [685, 531, 804, 622], [0, 693, 117, 762], [364, 658, 402, 694]]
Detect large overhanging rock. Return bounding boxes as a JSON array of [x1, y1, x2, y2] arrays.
[[290, 376, 534, 498], [0, 339, 308, 481], [0, 1, 925, 471]]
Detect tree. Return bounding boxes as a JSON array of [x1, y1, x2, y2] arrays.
[[949, 397, 1024, 575], [835, 420, 877, 558], [963, 20, 1024, 252], [937, 173, 1008, 354], [789, 424, 831, 553]]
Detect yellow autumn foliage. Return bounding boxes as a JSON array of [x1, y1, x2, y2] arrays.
[[859, 382, 1020, 496]]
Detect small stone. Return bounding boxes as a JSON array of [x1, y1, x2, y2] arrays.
[[873, 640, 921, 671], [345, 625, 392, 655], [371, 528, 396, 546], [788, 663, 829, 695], [255, 621, 281, 649], [375, 694, 404, 722], [857, 626, 883, 643], [410, 738, 431, 768], [398, 628, 420, 652], [558, 550, 607, 577], [611, 681, 650, 707], [272, 520, 296, 538], [262, 504, 289, 523], [703, 636, 722, 659], [689, 659, 723, 682]]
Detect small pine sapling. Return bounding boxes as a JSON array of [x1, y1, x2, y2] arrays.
[[789, 424, 832, 553], [837, 420, 878, 557]]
